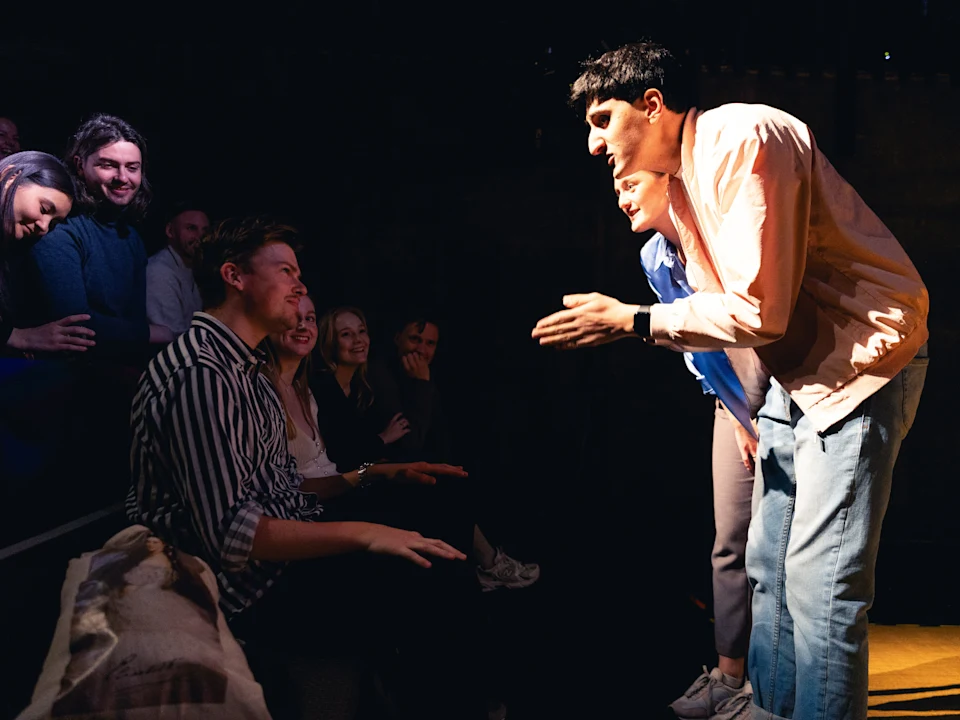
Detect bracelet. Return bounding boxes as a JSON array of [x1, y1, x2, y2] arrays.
[[355, 462, 376, 490]]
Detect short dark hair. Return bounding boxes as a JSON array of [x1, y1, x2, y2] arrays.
[[393, 307, 442, 337], [65, 113, 153, 222], [569, 42, 695, 117], [164, 200, 210, 226], [194, 216, 301, 310]]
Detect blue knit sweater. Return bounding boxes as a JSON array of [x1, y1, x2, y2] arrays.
[[30, 210, 149, 361]]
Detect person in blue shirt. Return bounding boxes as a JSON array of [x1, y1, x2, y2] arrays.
[[28, 115, 174, 504], [534, 169, 766, 720], [30, 114, 173, 367]]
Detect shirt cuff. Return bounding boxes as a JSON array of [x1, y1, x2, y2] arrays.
[[220, 500, 265, 573]]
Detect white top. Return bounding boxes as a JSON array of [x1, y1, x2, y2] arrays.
[[146, 246, 203, 335], [288, 391, 340, 479]]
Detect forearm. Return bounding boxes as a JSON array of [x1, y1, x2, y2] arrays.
[[5, 326, 23, 350], [250, 516, 373, 562], [298, 473, 356, 500]]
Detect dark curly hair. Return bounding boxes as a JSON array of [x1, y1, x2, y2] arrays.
[[194, 215, 302, 310], [569, 41, 695, 117], [64, 113, 153, 222]]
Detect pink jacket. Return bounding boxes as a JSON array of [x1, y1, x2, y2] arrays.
[[650, 104, 929, 432]]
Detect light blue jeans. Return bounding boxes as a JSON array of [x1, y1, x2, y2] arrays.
[[746, 346, 928, 720]]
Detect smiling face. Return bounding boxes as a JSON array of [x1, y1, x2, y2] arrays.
[[167, 210, 210, 262], [334, 311, 370, 368], [395, 321, 439, 366], [274, 295, 318, 361], [77, 140, 142, 207], [11, 182, 72, 240], [234, 241, 307, 334], [614, 170, 670, 233]]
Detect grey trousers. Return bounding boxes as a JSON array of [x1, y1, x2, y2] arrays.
[[711, 401, 755, 659]]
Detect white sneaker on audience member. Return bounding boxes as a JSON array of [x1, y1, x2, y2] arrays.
[[476, 548, 540, 592]]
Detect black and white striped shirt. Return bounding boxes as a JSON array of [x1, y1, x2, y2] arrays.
[[126, 312, 322, 615]]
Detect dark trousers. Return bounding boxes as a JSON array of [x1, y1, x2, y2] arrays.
[[231, 478, 489, 720]]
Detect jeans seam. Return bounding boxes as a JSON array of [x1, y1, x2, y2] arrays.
[[770, 477, 795, 712], [819, 406, 868, 720]]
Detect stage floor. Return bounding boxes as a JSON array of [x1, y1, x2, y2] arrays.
[[869, 624, 960, 718]]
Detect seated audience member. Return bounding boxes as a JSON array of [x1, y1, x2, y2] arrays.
[[31, 113, 173, 368], [0, 151, 95, 356], [126, 217, 493, 720], [146, 201, 209, 336], [0, 116, 21, 160], [310, 306, 412, 472], [369, 310, 540, 592]]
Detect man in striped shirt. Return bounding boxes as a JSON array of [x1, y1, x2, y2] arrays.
[[126, 217, 489, 719]]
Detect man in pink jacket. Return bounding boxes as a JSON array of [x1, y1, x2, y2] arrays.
[[534, 42, 929, 720]]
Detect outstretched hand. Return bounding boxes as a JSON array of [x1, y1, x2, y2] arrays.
[[378, 461, 468, 486], [361, 524, 466, 568], [531, 292, 637, 349]]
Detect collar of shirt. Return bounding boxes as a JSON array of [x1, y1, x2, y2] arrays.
[[677, 106, 700, 181], [164, 245, 191, 272], [191, 312, 266, 377]]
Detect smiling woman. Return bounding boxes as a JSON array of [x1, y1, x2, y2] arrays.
[[0, 151, 98, 356]]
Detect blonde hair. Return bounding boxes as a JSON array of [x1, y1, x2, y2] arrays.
[[262, 331, 319, 441], [317, 306, 374, 410]]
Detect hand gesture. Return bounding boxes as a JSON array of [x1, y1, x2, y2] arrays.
[[377, 461, 468, 486], [379, 412, 411, 445], [401, 352, 430, 381], [531, 292, 635, 349], [361, 524, 466, 568], [11, 315, 96, 353], [733, 421, 759, 473]]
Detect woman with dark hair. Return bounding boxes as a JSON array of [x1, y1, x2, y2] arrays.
[[310, 306, 411, 472], [30, 113, 171, 367], [0, 151, 95, 355]]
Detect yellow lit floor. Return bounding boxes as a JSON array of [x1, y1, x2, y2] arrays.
[[868, 624, 960, 717]]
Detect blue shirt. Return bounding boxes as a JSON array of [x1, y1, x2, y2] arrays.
[[30, 212, 150, 362], [640, 233, 756, 437]]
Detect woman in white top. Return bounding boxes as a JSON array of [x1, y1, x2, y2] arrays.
[[263, 294, 466, 496]]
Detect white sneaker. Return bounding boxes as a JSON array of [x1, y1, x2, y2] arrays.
[[668, 666, 745, 719], [476, 548, 540, 592]]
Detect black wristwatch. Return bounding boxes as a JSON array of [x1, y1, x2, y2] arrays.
[[633, 305, 652, 339]]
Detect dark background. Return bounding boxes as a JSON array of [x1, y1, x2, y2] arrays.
[[2, 1, 958, 717]]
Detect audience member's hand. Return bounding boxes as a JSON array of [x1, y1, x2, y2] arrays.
[[149, 324, 175, 345], [361, 524, 466, 568], [379, 412, 411, 444], [531, 292, 636, 349], [733, 421, 759, 473], [8, 315, 96, 352], [377, 461, 468, 486], [401, 352, 430, 381]]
